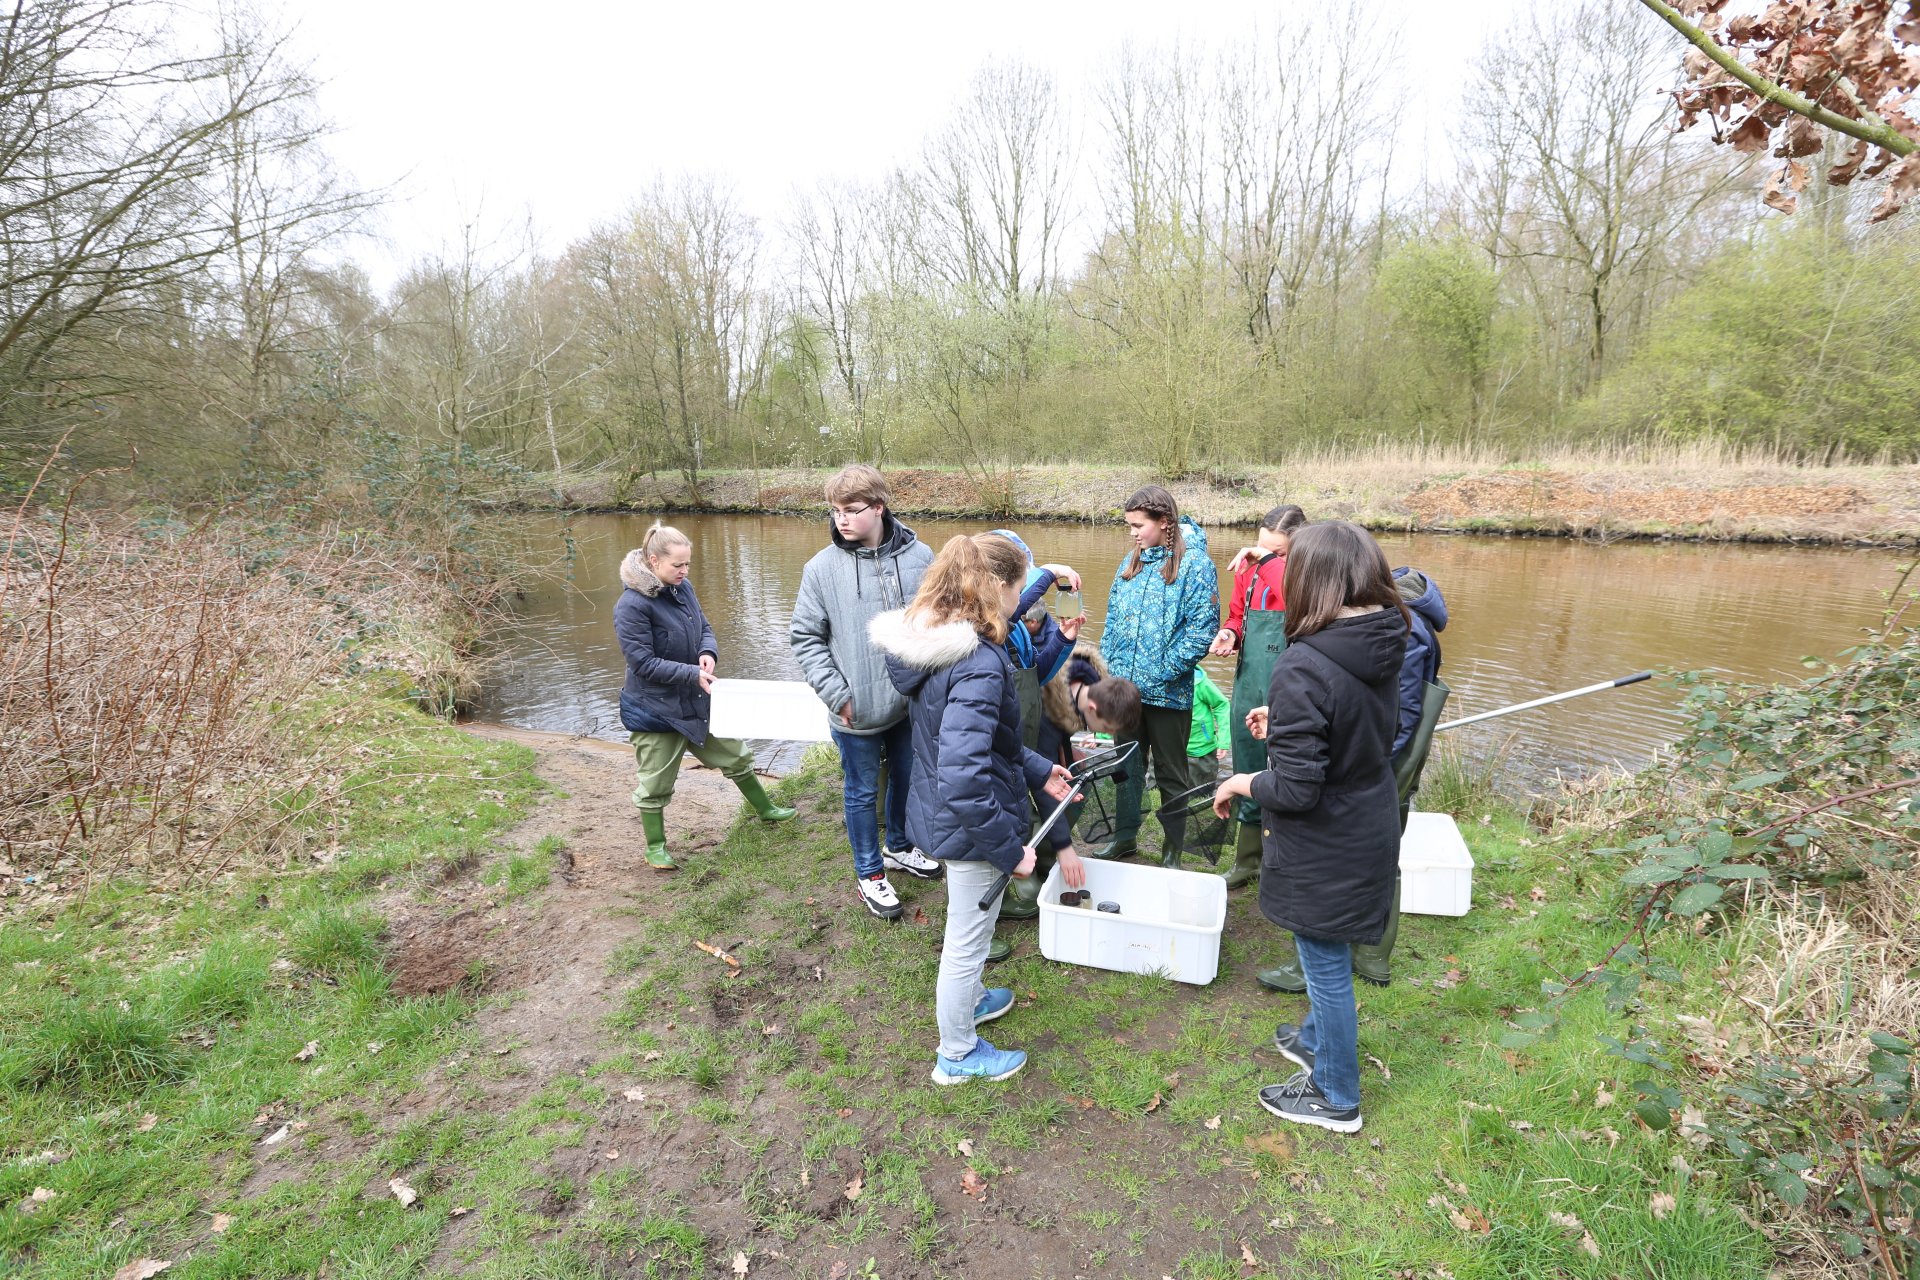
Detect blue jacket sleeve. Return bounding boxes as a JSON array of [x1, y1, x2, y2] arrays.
[[1014, 576, 1051, 620], [1031, 614, 1072, 682], [1021, 745, 1055, 790], [937, 666, 1028, 873], [1394, 618, 1430, 756], [1167, 557, 1220, 676], [616, 598, 700, 689], [1248, 657, 1330, 814], [1098, 562, 1129, 671], [688, 584, 718, 660]]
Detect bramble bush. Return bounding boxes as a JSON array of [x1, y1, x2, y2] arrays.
[[1514, 565, 1918, 1275]]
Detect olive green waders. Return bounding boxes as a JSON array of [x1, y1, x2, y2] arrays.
[[1225, 584, 1287, 890], [1088, 705, 1194, 865], [999, 666, 1051, 929], [630, 730, 796, 870]]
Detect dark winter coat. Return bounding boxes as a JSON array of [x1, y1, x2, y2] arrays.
[[1391, 567, 1448, 756], [614, 558, 719, 745], [872, 609, 1056, 875], [1252, 607, 1408, 944]]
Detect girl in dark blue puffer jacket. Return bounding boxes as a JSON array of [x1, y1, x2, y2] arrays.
[[872, 534, 1078, 1085]]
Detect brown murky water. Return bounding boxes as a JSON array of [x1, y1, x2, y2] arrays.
[[471, 512, 1906, 785]]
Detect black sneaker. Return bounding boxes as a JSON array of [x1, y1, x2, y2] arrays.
[[1271, 1023, 1315, 1073], [1258, 1072, 1362, 1133]]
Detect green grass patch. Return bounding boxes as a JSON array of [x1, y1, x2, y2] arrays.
[[0, 686, 543, 1280], [595, 754, 1773, 1277]]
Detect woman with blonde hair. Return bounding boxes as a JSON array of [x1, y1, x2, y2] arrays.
[[614, 521, 795, 870], [871, 534, 1078, 1083]]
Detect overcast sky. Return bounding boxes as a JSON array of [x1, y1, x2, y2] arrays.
[[289, 0, 1541, 287]]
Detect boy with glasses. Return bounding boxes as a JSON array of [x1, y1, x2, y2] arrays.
[[790, 465, 939, 918]]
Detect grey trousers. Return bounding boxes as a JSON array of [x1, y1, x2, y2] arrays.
[[936, 859, 1004, 1061]]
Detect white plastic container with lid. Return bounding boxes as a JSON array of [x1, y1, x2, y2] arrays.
[[1398, 809, 1475, 916], [1035, 859, 1228, 985]]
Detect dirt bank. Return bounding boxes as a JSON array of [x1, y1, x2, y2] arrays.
[[244, 726, 1303, 1278], [526, 460, 1920, 546]]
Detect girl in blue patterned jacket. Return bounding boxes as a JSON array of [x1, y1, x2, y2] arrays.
[[1094, 486, 1220, 865]]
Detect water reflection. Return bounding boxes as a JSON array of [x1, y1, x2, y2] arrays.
[[470, 512, 1903, 787]]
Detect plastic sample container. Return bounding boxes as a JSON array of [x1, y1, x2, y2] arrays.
[[1036, 860, 1228, 985], [708, 679, 833, 743], [1398, 810, 1475, 916]]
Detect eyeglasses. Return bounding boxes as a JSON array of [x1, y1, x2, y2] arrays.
[[829, 504, 872, 521]]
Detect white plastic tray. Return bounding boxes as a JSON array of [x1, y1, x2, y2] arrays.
[[1035, 860, 1228, 985], [708, 679, 834, 743], [1399, 810, 1474, 916]]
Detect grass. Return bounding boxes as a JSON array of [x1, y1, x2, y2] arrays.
[[4, 721, 1787, 1278], [0, 688, 545, 1280], [572, 750, 1773, 1276]]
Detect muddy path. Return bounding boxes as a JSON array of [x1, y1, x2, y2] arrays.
[[242, 724, 1315, 1279]]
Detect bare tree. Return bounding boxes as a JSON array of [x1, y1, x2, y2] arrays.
[[1462, 0, 1749, 395], [0, 0, 356, 469], [1215, 5, 1394, 354], [912, 61, 1073, 318]]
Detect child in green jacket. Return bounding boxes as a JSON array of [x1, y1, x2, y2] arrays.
[[1186, 668, 1231, 769]]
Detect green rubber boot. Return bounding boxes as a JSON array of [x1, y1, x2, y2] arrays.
[[986, 935, 1013, 964], [640, 809, 676, 871], [1000, 866, 1045, 920], [1090, 767, 1143, 860], [1255, 956, 1306, 993], [735, 774, 797, 822], [1156, 798, 1186, 869], [1223, 822, 1261, 890], [1350, 877, 1401, 988]]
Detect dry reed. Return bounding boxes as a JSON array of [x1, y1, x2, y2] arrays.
[[0, 494, 486, 897]]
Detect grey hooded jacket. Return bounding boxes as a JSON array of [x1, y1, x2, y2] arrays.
[[789, 513, 934, 735]]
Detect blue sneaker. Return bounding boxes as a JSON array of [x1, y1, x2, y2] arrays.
[[931, 1038, 1027, 1085], [974, 988, 1015, 1025]]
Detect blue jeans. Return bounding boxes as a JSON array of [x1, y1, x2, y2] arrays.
[[1293, 933, 1362, 1111], [830, 720, 912, 878]]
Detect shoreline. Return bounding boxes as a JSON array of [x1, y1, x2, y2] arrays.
[[489, 460, 1920, 548]]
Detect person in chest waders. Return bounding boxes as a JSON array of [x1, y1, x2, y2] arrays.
[[614, 522, 797, 870], [982, 531, 1084, 958], [1210, 505, 1308, 892]]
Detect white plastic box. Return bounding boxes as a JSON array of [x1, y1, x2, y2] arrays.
[[1398, 810, 1475, 916], [1035, 860, 1228, 986], [708, 679, 833, 743]]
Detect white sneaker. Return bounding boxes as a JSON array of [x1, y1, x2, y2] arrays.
[[856, 873, 904, 920], [883, 846, 943, 880]]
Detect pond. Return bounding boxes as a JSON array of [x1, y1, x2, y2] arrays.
[[470, 512, 1906, 786]]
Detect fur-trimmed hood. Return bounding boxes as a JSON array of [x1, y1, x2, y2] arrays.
[[869, 608, 980, 671], [620, 549, 665, 596]]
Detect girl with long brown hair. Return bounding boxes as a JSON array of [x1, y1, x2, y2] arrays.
[[1212, 521, 1408, 1134], [1094, 486, 1220, 864]]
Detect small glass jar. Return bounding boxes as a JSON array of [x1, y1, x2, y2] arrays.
[[1049, 589, 1082, 621]]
